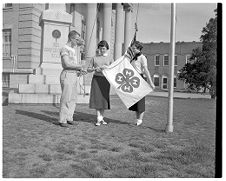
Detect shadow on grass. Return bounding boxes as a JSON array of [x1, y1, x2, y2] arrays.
[[42, 110, 131, 126], [15, 110, 59, 125], [15, 109, 163, 131], [142, 126, 166, 133]]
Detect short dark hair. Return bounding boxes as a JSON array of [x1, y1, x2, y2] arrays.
[[98, 40, 109, 50], [133, 41, 143, 51], [68, 30, 80, 41]]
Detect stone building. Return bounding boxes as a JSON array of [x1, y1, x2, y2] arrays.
[[2, 3, 134, 103], [142, 41, 202, 91]]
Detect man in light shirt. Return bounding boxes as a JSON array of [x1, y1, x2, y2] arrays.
[[59, 30, 86, 127]]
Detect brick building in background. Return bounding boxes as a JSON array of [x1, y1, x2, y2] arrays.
[[142, 41, 202, 91]]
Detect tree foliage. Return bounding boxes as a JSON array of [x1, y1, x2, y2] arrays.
[[178, 9, 217, 98]]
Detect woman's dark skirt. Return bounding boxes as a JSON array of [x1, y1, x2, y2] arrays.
[[89, 75, 110, 110], [129, 74, 146, 113], [128, 97, 145, 113]]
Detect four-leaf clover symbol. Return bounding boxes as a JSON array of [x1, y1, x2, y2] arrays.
[[115, 68, 140, 93]]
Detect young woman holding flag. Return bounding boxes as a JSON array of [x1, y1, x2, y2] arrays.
[[128, 41, 155, 126], [87, 40, 114, 126]]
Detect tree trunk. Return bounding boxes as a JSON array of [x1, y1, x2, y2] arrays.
[[203, 87, 206, 93], [209, 86, 216, 99]]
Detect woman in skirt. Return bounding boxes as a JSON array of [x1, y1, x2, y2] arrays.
[[87, 40, 113, 126], [129, 41, 155, 126]]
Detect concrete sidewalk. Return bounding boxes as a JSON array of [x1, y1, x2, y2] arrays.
[[148, 91, 211, 99]]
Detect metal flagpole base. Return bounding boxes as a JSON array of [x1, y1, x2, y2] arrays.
[[165, 124, 174, 133]]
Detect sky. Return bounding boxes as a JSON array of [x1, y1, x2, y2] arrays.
[[132, 3, 217, 43]]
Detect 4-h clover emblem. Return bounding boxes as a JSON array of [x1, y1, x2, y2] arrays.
[[115, 68, 140, 93]]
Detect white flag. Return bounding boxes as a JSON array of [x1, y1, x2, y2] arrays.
[[102, 55, 153, 108]]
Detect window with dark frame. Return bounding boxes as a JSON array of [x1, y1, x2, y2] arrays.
[[155, 55, 160, 66], [163, 55, 169, 66], [154, 75, 160, 87], [2, 73, 10, 88], [162, 77, 168, 89], [3, 29, 12, 58]]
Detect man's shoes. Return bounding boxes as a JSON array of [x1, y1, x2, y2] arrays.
[[67, 121, 78, 125], [136, 119, 143, 126], [59, 123, 69, 127]]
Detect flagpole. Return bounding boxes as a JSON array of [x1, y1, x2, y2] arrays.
[[166, 3, 176, 133]]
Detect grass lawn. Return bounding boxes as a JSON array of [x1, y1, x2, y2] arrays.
[[2, 95, 216, 178]]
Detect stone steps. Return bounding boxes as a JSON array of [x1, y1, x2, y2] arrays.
[[28, 74, 60, 84], [18, 83, 92, 95], [19, 84, 62, 94], [8, 91, 89, 104]]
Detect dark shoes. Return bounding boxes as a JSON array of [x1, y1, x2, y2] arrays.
[[59, 123, 69, 127], [67, 121, 78, 125], [59, 121, 78, 127]]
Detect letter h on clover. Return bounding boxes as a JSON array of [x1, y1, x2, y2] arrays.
[[115, 68, 140, 93]]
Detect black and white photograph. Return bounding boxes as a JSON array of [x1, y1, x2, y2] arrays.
[[1, 0, 222, 178]]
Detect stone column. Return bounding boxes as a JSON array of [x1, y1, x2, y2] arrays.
[[103, 3, 112, 45], [71, 4, 83, 94], [114, 3, 124, 59], [84, 3, 97, 93], [85, 3, 97, 60], [71, 4, 83, 35], [124, 4, 133, 52], [71, 4, 84, 64]]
